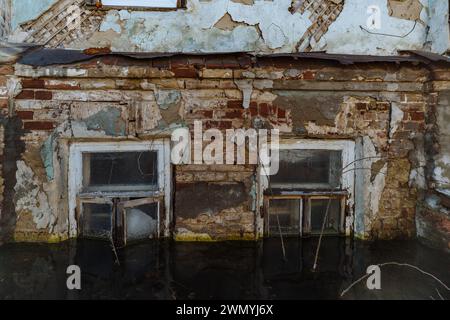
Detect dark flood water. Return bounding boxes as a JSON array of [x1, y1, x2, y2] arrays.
[[0, 237, 448, 300]]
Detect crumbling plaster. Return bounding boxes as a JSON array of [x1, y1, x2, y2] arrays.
[[8, 0, 446, 55]]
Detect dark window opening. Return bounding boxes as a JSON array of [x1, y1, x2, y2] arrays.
[[270, 149, 342, 189], [77, 148, 163, 245], [78, 197, 161, 245], [268, 199, 301, 236], [266, 148, 347, 237], [81, 202, 113, 239], [83, 151, 158, 192], [309, 198, 341, 234]]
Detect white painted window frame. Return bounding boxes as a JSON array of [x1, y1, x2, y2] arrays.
[[68, 140, 172, 238], [258, 139, 355, 237]]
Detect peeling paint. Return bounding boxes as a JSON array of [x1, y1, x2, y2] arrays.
[[155, 89, 181, 110], [14, 160, 56, 231], [234, 79, 253, 109], [389, 102, 403, 139], [83, 107, 126, 136]]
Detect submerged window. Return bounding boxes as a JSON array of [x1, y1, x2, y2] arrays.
[[81, 202, 113, 239], [70, 141, 170, 245], [264, 141, 354, 237], [268, 199, 301, 235]]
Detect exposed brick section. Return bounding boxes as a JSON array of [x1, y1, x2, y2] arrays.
[[34, 91, 53, 100], [21, 79, 45, 89], [171, 67, 198, 78], [16, 111, 34, 120], [23, 121, 55, 131], [15, 90, 34, 99]]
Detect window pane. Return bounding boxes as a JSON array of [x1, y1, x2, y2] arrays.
[[126, 203, 158, 242], [310, 199, 341, 234], [270, 149, 342, 188], [268, 199, 300, 235], [81, 203, 112, 239], [83, 151, 158, 190]]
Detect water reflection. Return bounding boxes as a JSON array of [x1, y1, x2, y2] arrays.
[[0, 237, 448, 300]]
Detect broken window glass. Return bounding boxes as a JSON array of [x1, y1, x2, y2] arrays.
[[81, 202, 113, 239], [83, 151, 158, 192], [268, 199, 301, 236], [270, 149, 342, 189], [125, 202, 159, 242], [310, 199, 341, 234]]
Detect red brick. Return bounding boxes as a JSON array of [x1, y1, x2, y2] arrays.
[[224, 110, 244, 119], [35, 91, 53, 100], [259, 103, 271, 117], [205, 57, 224, 69], [302, 70, 315, 80], [172, 67, 198, 78], [249, 105, 258, 117], [409, 112, 425, 121], [221, 57, 240, 69], [15, 90, 34, 99], [24, 121, 55, 131], [227, 100, 243, 109], [0, 98, 8, 109], [16, 111, 34, 120], [22, 79, 45, 89], [0, 65, 13, 75], [277, 107, 286, 118]]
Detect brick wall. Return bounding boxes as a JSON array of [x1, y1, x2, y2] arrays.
[[8, 54, 433, 241]]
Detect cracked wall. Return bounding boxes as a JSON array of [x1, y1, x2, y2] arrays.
[[7, 0, 448, 55], [0, 54, 434, 242]]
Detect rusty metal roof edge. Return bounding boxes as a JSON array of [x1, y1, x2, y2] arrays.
[[15, 47, 450, 67]]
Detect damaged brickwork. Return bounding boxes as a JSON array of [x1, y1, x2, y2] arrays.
[[0, 52, 444, 245]]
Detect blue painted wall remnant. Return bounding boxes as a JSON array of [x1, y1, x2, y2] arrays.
[[11, 0, 57, 30], [40, 131, 56, 181], [84, 107, 126, 136]]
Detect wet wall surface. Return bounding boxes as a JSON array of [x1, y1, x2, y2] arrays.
[[0, 237, 448, 300]]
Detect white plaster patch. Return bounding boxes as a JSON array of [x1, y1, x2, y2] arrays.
[[14, 160, 56, 231], [389, 102, 403, 139], [234, 79, 253, 109], [324, 0, 427, 55]]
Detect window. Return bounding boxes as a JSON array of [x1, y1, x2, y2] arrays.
[[270, 149, 342, 189], [88, 0, 183, 9], [69, 141, 171, 245], [83, 151, 158, 192], [263, 140, 354, 237]]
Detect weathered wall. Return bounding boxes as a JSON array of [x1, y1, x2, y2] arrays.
[[1, 54, 433, 242], [416, 67, 450, 252], [7, 0, 448, 55], [0, 0, 11, 39]]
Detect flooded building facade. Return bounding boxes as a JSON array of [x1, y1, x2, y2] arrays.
[[0, 0, 449, 251]]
